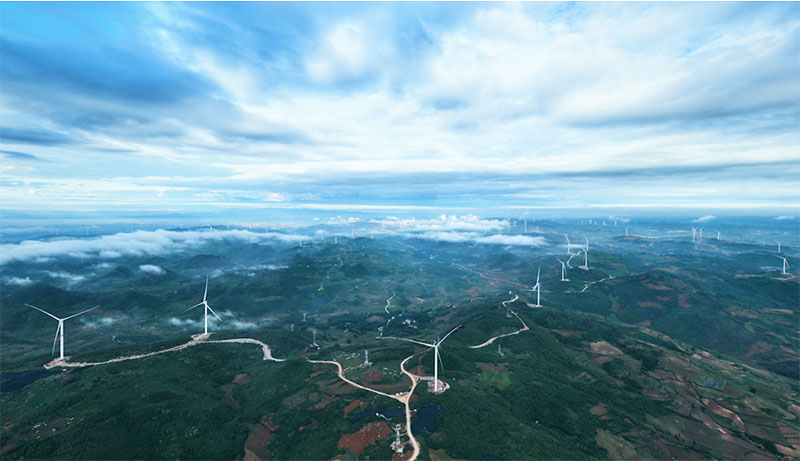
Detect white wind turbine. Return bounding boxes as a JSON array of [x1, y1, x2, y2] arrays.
[[532, 266, 542, 306], [557, 258, 568, 281], [565, 234, 571, 254], [778, 241, 781, 253], [395, 326, 461, 392], [776, 256, 789, 274], [691, 226, 697, 242], [582, 238, 589, 269], [26, 303, 99, 361], [183, 276, 222, 336]]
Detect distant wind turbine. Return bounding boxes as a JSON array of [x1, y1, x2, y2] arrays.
[[183, 276, 222, 336], [533, 266, 541, 306], [778, 241, 781, 253], [557, 258, 568, 281], [776, 256, 789, 274], [565, 234, 571, 254], [625, 226, 629, 237], [691, 226, 697, 243], [26, 303, 99, 361], [394, 326, 461, 392], [582, 238, 589, 269]]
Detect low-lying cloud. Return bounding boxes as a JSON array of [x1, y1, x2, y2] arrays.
[[139, 264, 165, 274], [693, 215, 716, 223], [412, 231, 546, 247], [0, 229, 307, 265], [377, 215, 505, 233], [3, 276, 32, 286], [167, 309, 275, 331]]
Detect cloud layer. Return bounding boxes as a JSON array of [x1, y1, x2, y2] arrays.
[[0, 229, 304, 265], [1, 3, 798, 217]]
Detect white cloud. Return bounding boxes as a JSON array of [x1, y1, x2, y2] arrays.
[[694, 215, 716, 223], [411, 231, 546, 247], [139, 264, 165, 274], [167, 310, 274, 330], [3, 276, 32, 286], [82, 316, 122, 329], [376, 215, 504, 233], [775, 215, 796, 220], [44, 271, 87, 284], [0, 229, 307, 265]]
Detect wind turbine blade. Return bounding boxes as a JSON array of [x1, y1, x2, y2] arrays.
[[437, 325, 462, 345], [63, 305, 99, 320], [52, 322, 61, 356], [203, 276, 209, 302], [536, 266, 540, 283], [437, 347, 444, 372], [395, 337, 435, 348], [182, 302, 204, 313], [207, 304, 223, 322], [25, 304, 62, 321]]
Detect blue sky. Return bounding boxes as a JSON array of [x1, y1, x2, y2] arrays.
[[1, 2, 798, 222]]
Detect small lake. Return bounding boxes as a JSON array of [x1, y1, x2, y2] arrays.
[[0, 369, 61, 392], [411, 405, 445, 435], [350, 406, 405, 422]]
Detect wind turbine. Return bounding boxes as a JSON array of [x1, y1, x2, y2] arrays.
[[395, 326, 461, 392], [625, 226, 629, 237], [715, 230, 721, 240], [778, 241, 781, 253], [26, 303, 99, 361], [557, 258, 568, 281], [183, 276, 221, 336], [582, 238, 589, 269], [699, 227, 703, 239], [565, 234, 571, 254], [532, 266, 541, 306], [776, 256, 789, 274], [691, 226, 697, 242]]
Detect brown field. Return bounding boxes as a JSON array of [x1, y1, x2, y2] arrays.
[[343, 399, 367, 418], [338, 421, 391, 456], [590, 341, 623, 356]]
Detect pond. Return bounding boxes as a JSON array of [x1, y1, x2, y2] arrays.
[[411, 405, 445, 435], [0, 369, 61, 392]]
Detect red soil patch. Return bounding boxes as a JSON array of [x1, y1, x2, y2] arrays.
[[220, 384, 240, 409], [365, 370, 383, 383], [745, 341, 774, 359], [638, 320, 652, 327], [338, 421, 392, 456], [677, 294, 690, 308], [593, 356, 613, 366], [233, 373, 253, 385], [309, 370, 325, 378], [343, 399, 367, 418], [645, 283, 672, 291], [552, 329, 580, 337], [322, 379, 358, 395], [1, 443, 16, 455], [599, 415, 612, 421], [590, 341, 623, 356], [702, 398, 746, 431], [311, 395, 339, 410], [578, 371, 596, 382], [476, 362, 507, 373], [243, 415, 279, 461], [637, 301, 662, 308], [590, 403, 608, 416]]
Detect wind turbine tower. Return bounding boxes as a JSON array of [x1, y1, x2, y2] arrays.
[[26, 304, 99, 361], [625, 226, 629, 237], [364, 349, 371, 366], [776, 256, 789, 274], [565, 234, 571, 254], [557, 259, 568, 281], [303, 312, 307, 322], [778, 241, 781, 253], [691, 226, 697, 243], [533, 266, 542, 307], [391, 424, 404, 454], [524, 220, 527, 233], [312, 329, 318, 347], [582, 238, 589, 269], [395, 326, 461, 392], [183, 276, 222, 336]]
